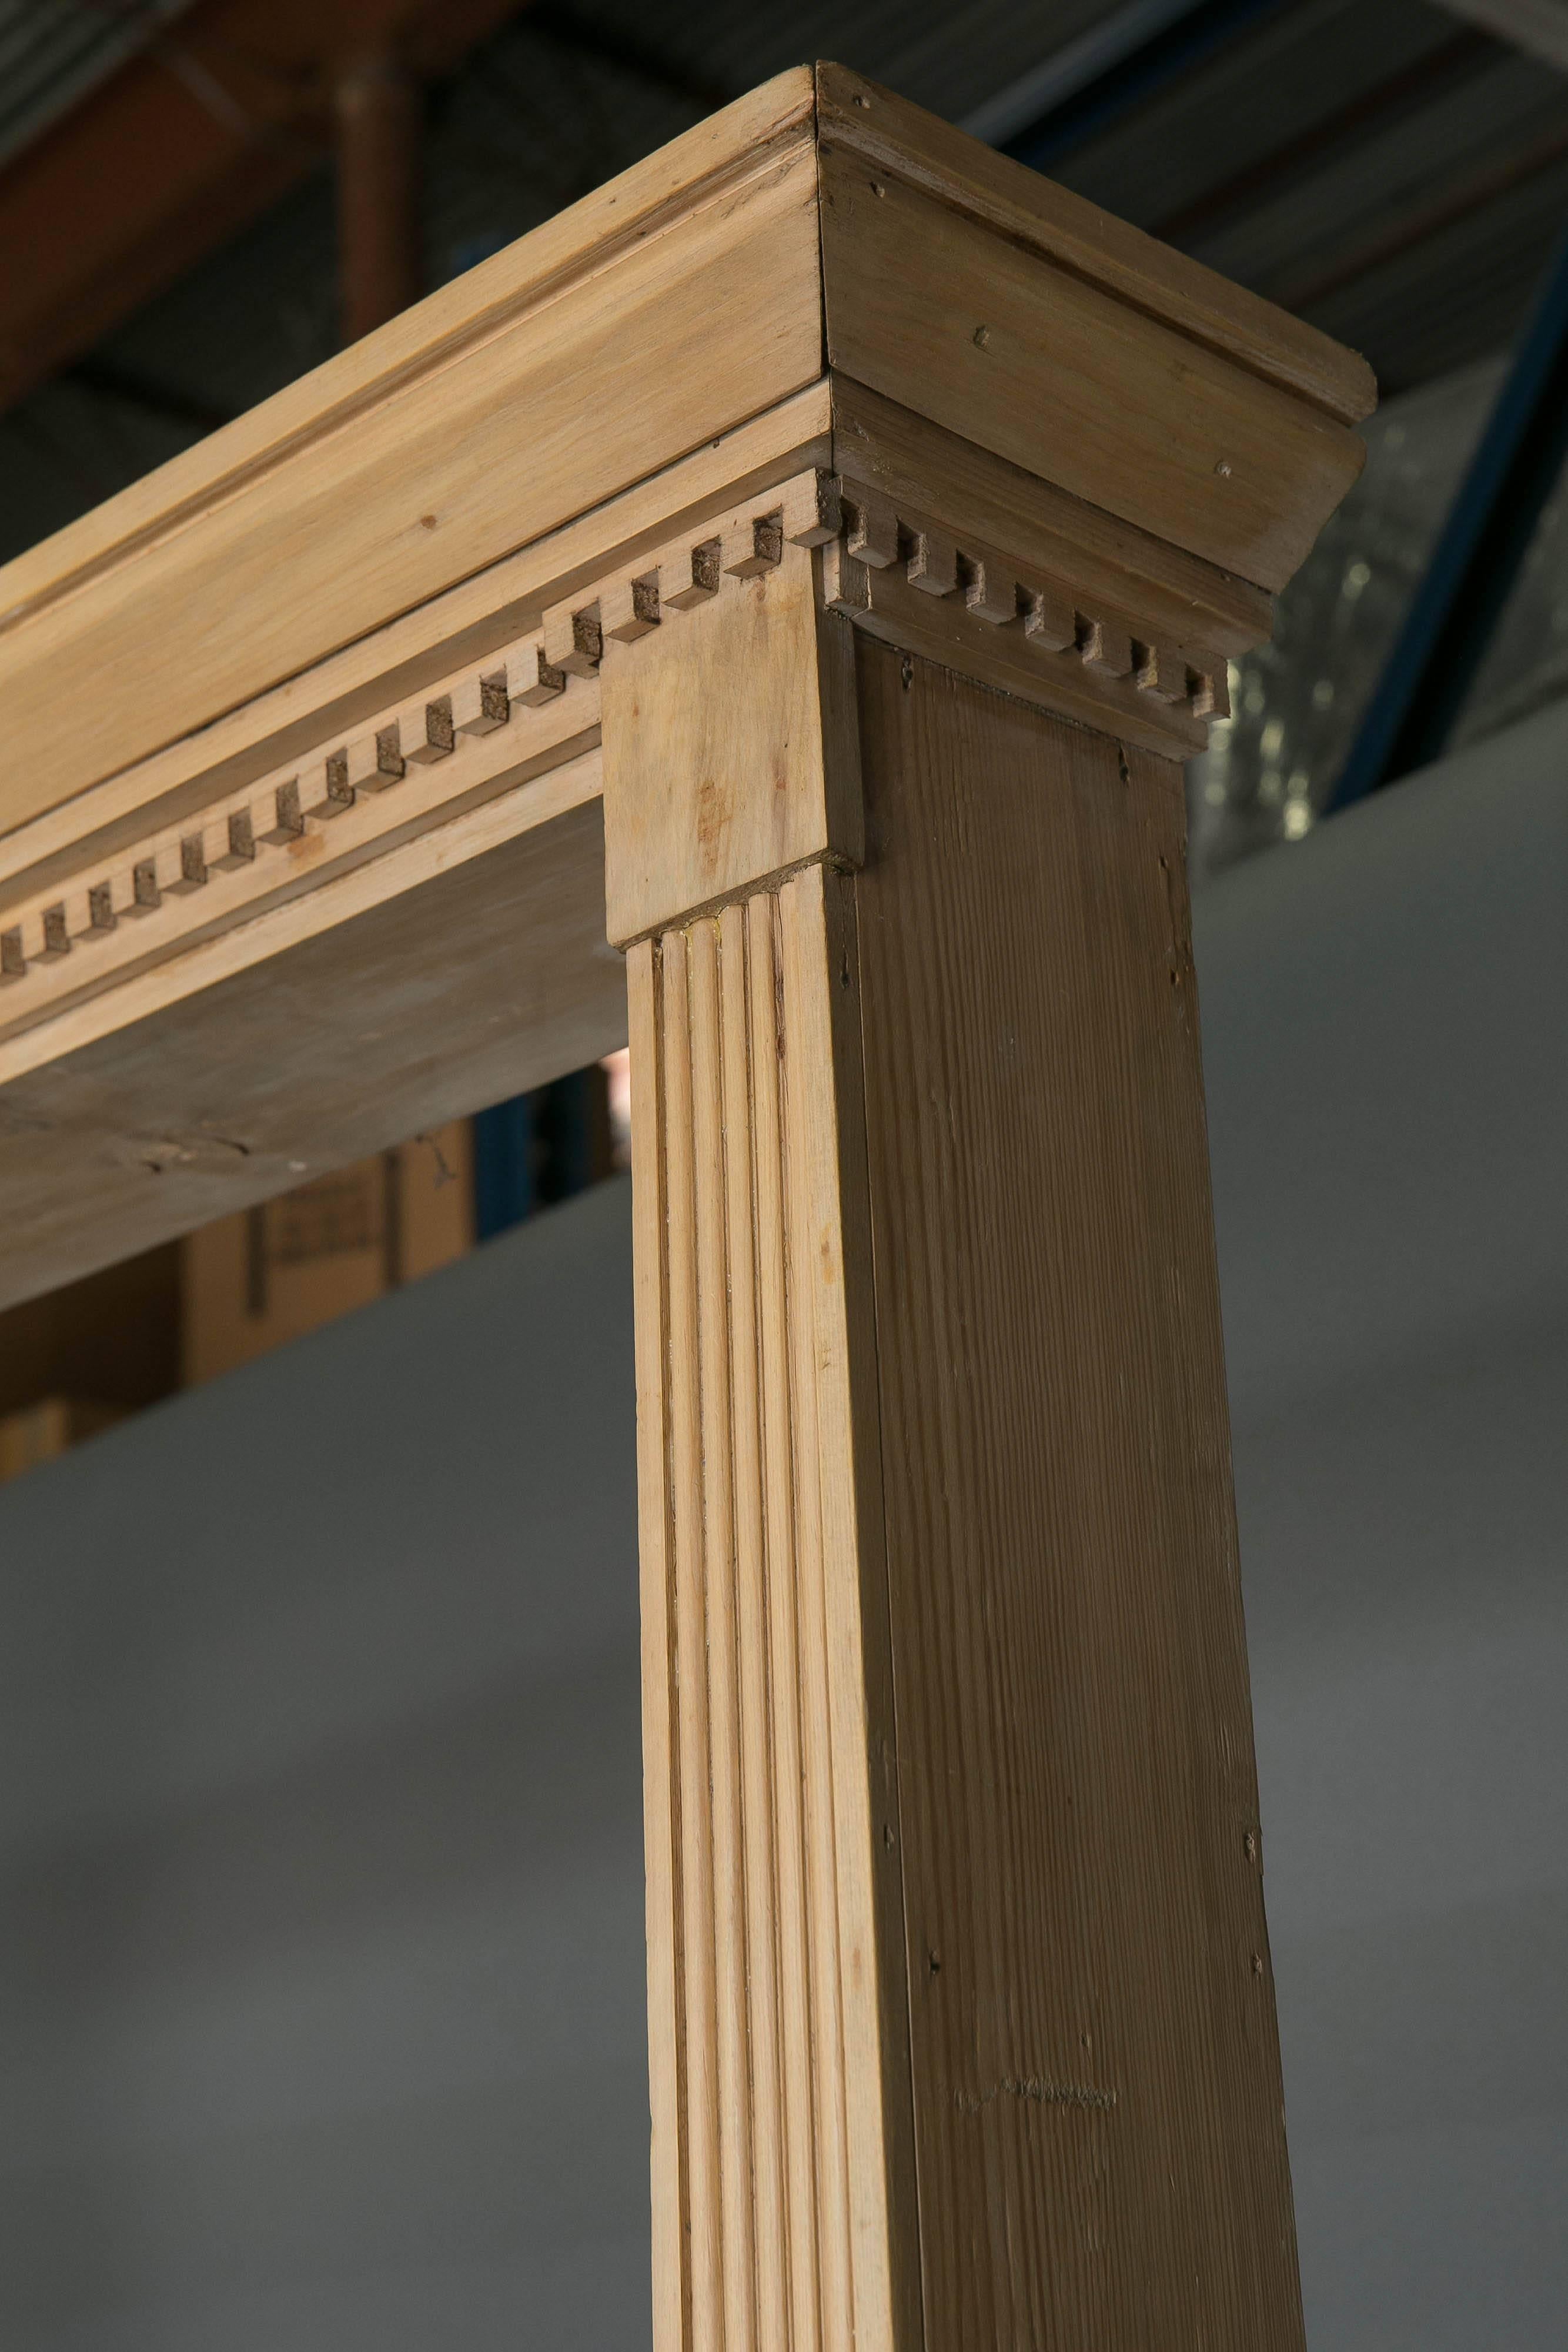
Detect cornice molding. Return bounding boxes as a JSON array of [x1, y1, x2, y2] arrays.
[[0, 385, 835, 906], [0, 62, 1369, 846], [823, 481, 1224, 760], [815, 64, 1373, 427], [0, 638, 600, 1043], [0, 460, 1239, 1045], [0, 73, 820, 640]]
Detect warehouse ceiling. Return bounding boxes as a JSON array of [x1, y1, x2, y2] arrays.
[[0, 0, 1564, 566], [0, 0, 196, 172]]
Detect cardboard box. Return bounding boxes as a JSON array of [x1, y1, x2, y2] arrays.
[[182, 1121, 473, 1385], [0, 1396, 125, 1485]]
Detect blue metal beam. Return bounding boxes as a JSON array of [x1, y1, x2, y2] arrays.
[[1330, 217, 1568, 809], [959, 0, 1222, 145], [472, 1067, 610, 1241], [472, 1093, 537, 1241], [992, 0, 1297, 172]]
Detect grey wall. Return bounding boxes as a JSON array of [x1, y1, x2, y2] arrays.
[[1195, 698, 1568, 2352], [0, 1180, 650, 2351], [1231, 1322, 1567, 2350], [1, 697, 1564, 2347]]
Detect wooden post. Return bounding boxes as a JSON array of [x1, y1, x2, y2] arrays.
[[607, 501, 1309, 2352], [607, 527, 914, 2352], [592, 60, 1376, 2330]]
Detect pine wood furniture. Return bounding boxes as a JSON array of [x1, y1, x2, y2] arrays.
[[0, 63, 1373, 2351]]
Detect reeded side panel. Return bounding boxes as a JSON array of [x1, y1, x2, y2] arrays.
[[627, 868, 911, 2352]]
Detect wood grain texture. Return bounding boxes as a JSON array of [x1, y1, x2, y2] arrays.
[[0, 466, 845, 1085], [0, 95, 822, 828], [626, 927, 685, 2352], [0, 747, 604, 1092], [628, 868, 917, 2352], [0, 640, 600, 1047], [820, 152, 1364, 594], [0, 382, 831, 896], [602, 536, 861, 946], [820, 533, 1212, 761], [0, 793, 624, 1311], [816, 63, 1375, 427], [849, 637, 1303, 2349], [0, 72, 814, 646], [830, 378, 1272, 660]]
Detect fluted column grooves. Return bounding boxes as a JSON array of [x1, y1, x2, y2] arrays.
[[628, 866, 888, 2352]]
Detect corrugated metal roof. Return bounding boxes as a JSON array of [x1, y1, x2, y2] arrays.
[[1055, 0, 1466, 234], [82, 4, 1134, 425], [1191, 53, 1559, 286], [0, 0, 195, 174], [5, 0, 1568, 898], [4, 0, 1568, 555], [544, 0, 1121, 133]]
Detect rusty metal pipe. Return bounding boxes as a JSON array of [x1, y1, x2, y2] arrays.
[[335, 45, 422, 346]]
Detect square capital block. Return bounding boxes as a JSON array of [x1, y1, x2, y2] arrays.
[[600, 522, 862, 950]]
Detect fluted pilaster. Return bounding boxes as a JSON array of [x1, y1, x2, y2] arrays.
[[628, 865, 905, 2352]]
